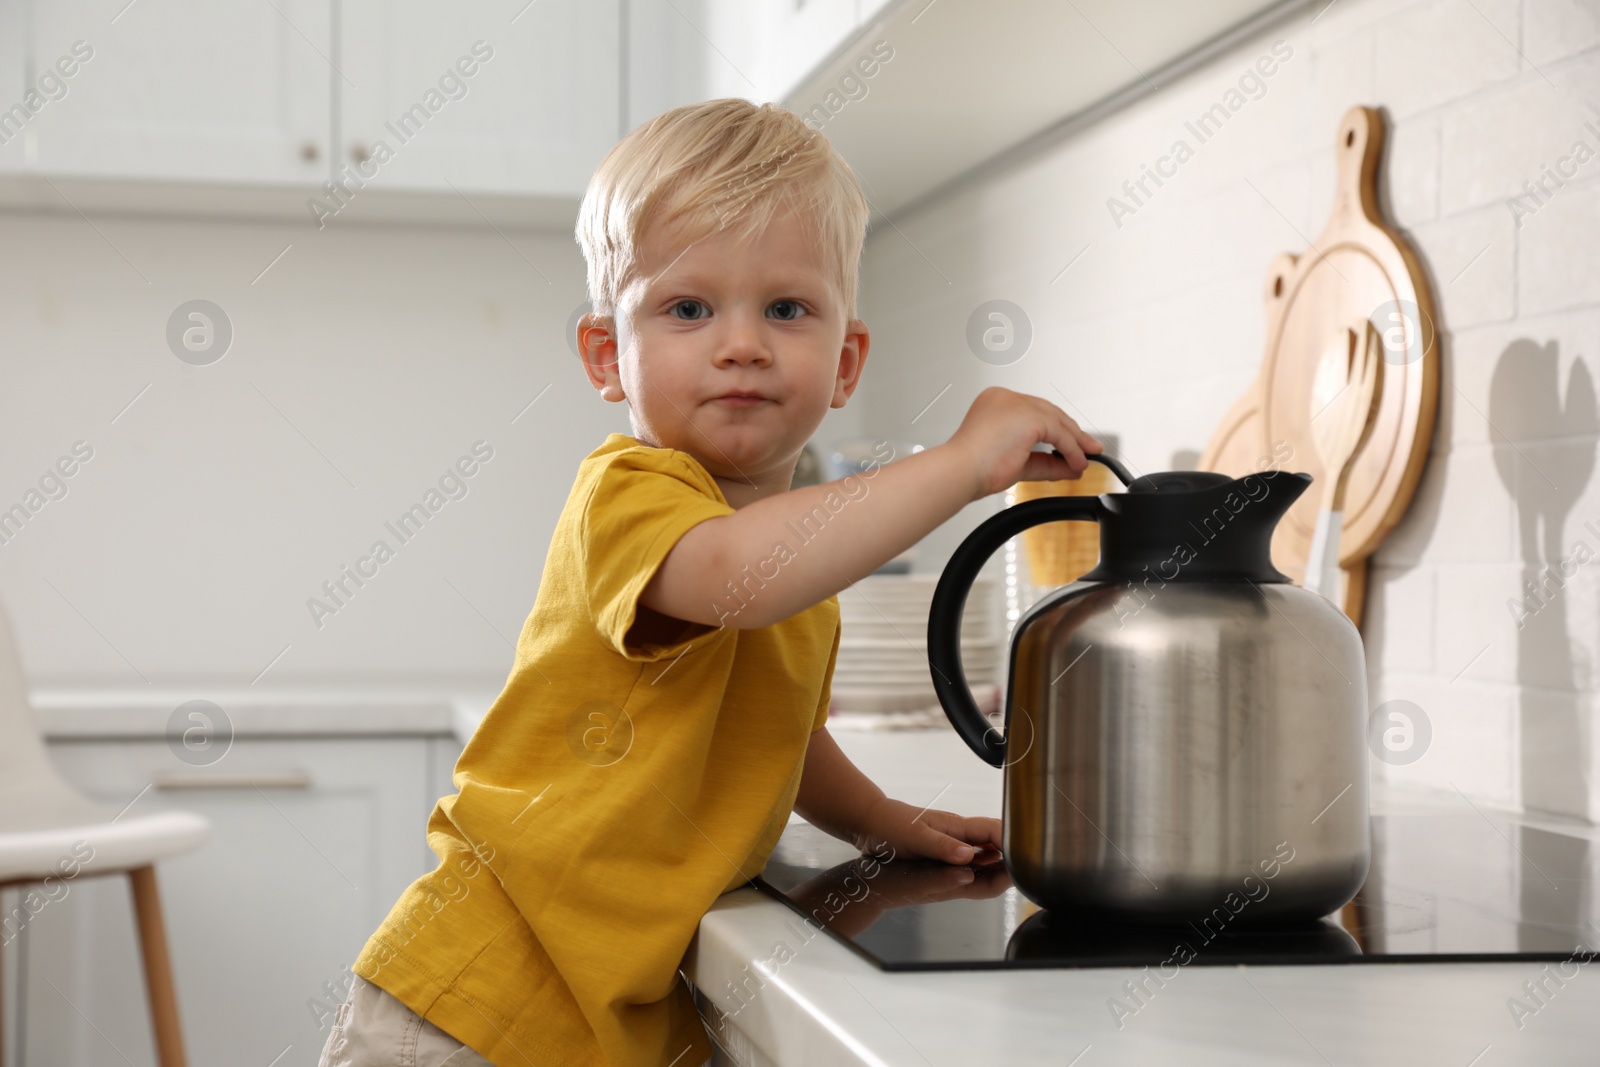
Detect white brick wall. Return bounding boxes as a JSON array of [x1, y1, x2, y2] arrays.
[[857, 0, 1600, 820], [1525, 0, 1600, 64]]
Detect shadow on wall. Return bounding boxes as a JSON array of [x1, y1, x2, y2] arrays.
[[1358, 156, 1445, 716], [1168, 448, 1201, 471], [1489, 339, 1597, 827]]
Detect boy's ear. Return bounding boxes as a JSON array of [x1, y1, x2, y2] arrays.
[[831, 319, 870, 408], [578, 312, 625, 402]]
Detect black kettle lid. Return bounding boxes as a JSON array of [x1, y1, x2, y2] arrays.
[[1075, 453, 1312, 583], [1124, 469, 1238, 494]]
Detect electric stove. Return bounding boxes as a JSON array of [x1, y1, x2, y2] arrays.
[[753, 810, 1600, 969]]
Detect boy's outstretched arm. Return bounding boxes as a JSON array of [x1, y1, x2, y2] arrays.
[[640, 387, 1102, 630], [794, 725, 1001, 864]]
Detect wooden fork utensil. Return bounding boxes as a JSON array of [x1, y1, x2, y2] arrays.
[[1305, 320, 1384, 598]]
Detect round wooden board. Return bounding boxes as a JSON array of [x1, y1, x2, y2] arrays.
[[1199, 106, 1439, 627]]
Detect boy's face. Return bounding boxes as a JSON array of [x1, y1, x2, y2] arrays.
[[579, 206, 868, 496]]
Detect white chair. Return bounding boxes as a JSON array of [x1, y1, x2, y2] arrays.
[[0, 598, 208, 1067]]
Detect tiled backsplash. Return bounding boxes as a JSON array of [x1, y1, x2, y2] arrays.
[[855, 0, 1600, 820]]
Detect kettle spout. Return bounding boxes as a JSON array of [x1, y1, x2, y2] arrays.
[[1251, 470, 1313, 519], [1224, 470, 1313, 582]]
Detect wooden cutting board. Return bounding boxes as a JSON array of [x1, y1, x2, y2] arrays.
[[1199, 106, 1439, 629]]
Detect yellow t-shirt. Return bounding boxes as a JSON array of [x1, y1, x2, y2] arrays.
[[351, 433, 840, 1067]]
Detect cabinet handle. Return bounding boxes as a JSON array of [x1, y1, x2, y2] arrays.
[[351, 142, 372, 163], [300, 140, 321, 163], [153, 771, 312, 790]]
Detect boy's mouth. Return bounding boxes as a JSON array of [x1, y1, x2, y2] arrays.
[[712, 390, 771, 407]]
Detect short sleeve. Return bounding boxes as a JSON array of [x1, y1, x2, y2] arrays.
[[580, 448, 735, 662], [811, 615, 840, 732]]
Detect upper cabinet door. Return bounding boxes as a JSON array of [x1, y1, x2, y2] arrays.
[[770, 0, 859, 102], [338, 0, 621, 199], [0, 1, 27, 174], [17, 0, 331, 185], [629, 1, 872, 121], [857, 0, 902, 26], [0, 0, 888, 211]]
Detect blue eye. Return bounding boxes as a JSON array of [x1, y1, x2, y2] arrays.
[[769, 300, 806, 320], [670, 300, 708, 320]]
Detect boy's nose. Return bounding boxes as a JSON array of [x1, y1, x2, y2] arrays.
[[712, 320, 774, 367]]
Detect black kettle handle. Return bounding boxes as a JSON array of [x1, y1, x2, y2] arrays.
[[927, 454, 1124, 768]]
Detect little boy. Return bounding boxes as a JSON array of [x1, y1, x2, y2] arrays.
[[318, 98, 1100, 1067]]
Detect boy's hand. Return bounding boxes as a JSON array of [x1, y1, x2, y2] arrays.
[[849, 797, 1003, 866], [947, 386, 1104, 500], [786, 857, 1012, 939]]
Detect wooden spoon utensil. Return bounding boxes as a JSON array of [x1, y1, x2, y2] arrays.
[[1305, 320, 1384, 597]]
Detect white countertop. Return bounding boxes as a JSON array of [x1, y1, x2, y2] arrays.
[[40, 691, 1600, 1061], [32, 688, 496, 742], [686, 728, 1600, 1066]]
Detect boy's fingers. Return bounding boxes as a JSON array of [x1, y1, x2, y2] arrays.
[[908, 819, 972, 863], [1049, 418, 1090, 472], [1019, 452, 1078, 482], [920, 812, 1003, 863], [940, 834, 979, 864], [960, 819, 998, 851], [954, 816, 1003, 851], [1049, 399, 1100, 451], [1061, 410, 1100, 449], [1048, 400, 1102, 456]]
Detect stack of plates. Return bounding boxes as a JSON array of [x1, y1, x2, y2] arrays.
[[831, 575, 998, 714]]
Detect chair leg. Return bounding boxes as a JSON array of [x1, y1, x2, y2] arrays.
[[128, 866, 187, 1067]]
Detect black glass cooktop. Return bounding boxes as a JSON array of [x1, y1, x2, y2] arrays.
[[753, 811, 1600, 969]]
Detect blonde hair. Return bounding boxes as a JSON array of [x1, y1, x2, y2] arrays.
[[575, 98, 870, 323]]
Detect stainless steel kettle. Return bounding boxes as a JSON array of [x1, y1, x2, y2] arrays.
[[927, 454, 1370, 924]]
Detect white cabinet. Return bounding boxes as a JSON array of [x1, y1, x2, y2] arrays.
[[337, 0, 621, 199], [0, 0, 893, 214], [10, 0, 330, 185], [857, 0, 901, 25], [626, 0, 891, 127], [0, 1, 28, 175], [624, 1, 765, 119], [769, 0, 860, 102], [16, 734, 462, 1067], [769, 0, 907, 103]]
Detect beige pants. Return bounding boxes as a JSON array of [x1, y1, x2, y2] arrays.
[[316, 975, 494, 1067]]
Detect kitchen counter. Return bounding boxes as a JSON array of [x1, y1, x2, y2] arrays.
[[33, 688, 497, 743], [686, 727, 1600, 1066], [39, 693, 1599, 1061]]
